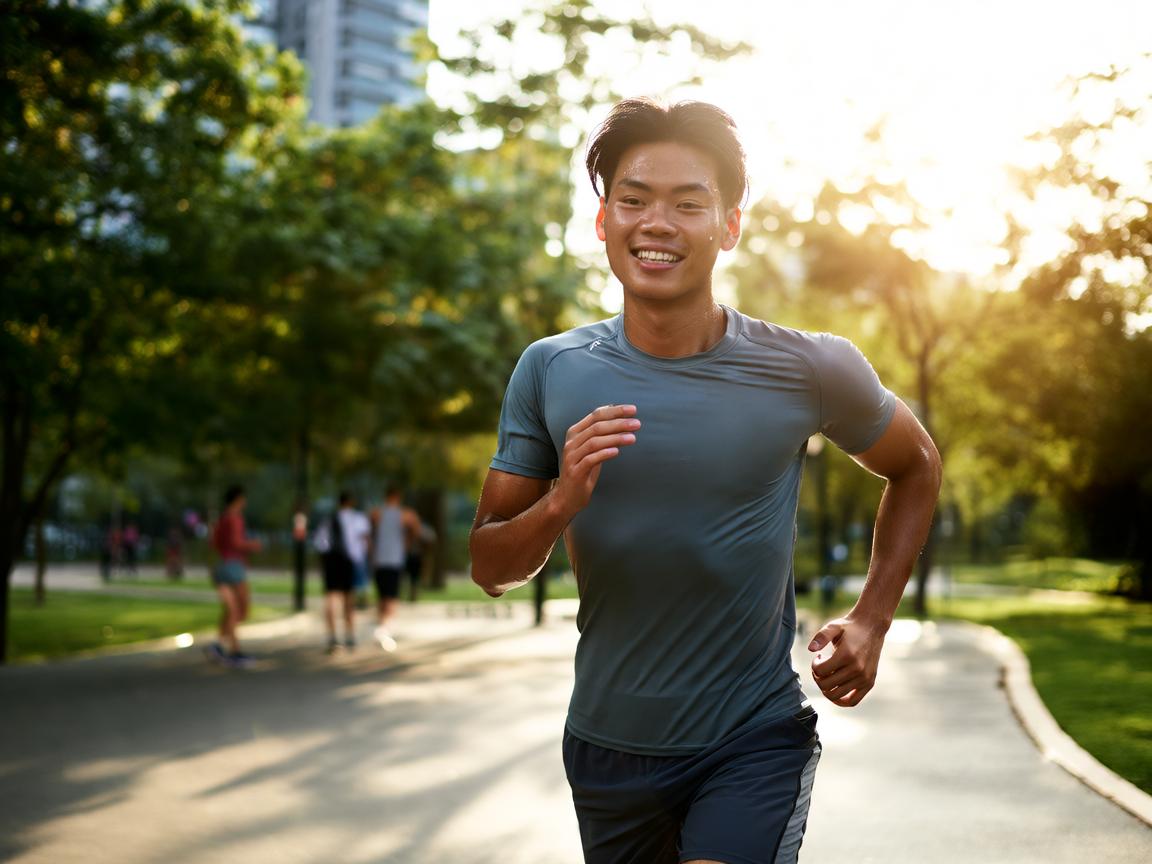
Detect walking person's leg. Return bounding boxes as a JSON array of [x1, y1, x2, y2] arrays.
[[226, 580, 253, 664], [342, 589, 356, 647], [234, 580, 251, 624], [324, 590, 341, 652], [214, 583, 241, 657], [373, 567, 400, 650]]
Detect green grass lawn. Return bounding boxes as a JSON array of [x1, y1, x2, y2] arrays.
[[949, 558, 1128, 594], [8, 589, 283, 664], [918, 593, 1152, 793]]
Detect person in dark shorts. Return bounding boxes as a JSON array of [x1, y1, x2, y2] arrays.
[[469, 98, 942, 863], [369, 486, 420, 651], [209, 485, 262, 667], [316, 492, 368, 652]]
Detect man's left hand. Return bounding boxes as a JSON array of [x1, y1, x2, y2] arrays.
[[807, 616, 889, 707]]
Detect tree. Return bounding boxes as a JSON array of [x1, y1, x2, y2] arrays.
[[980, 56, 1152, 596], [0, 0, 303, 662], [732, 177, 996, 614]]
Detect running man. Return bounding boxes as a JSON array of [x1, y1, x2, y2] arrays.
[[209, 485, 262, 667], [470, 99, 942, 863]]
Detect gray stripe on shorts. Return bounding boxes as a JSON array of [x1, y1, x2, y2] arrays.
[[774, 742, 821, 864]]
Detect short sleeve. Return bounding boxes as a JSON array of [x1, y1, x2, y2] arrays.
[[491, 342, 559, 479], [815, 335, 897, 454]]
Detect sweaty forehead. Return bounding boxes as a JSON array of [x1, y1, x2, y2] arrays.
[[609, 141, 723, 198]]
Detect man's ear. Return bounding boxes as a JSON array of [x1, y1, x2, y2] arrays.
[[721, 207, 742, 251], [595, 197, 607, 242]]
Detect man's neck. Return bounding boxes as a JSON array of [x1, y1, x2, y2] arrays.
[[621, 293, 727, 358]]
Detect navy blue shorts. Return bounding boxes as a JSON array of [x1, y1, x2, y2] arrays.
[[563, 707, 821, 864]]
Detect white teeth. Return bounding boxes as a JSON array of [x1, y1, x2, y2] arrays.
[[635, 249, 681, 263]]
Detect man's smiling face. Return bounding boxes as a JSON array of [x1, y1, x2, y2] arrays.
[[596, 140, 741, 304]]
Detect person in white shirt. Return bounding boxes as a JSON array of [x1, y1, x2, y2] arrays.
[[314, 491, 371, 652]]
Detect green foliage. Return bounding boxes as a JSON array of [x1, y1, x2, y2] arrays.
[[730, 53, 1152, 600], [0, 0, 306, 661], [0, 0, 303, 497], [430, 0, 750, 139], [981, 55, 1152, 594]]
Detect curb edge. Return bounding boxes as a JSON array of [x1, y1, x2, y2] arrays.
[[962, 620, 1152, 827]]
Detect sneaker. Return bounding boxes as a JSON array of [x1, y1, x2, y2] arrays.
[[325, 639, 341, 655], [344, 637, 357, 651], [228, 652, 255, 669], [373, 626, 397, 652], [204, 642, 227, 663]]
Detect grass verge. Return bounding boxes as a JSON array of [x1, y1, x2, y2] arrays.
[[8, 589, 283, 664], [921, 593, 1152, 794], [949, 558, 1128, 594]]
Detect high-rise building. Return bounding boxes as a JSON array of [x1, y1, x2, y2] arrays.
[[276, 0, 429, 127], [242, 0, 281, 49]]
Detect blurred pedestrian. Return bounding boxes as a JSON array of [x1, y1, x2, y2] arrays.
[[100, 524, 120, 582], [369, 486, 420, 650], [315, 491, 370, 652], [121, 522, 139, 576], [208, 485, 262, 667]]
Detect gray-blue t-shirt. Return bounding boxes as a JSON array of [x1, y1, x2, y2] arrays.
[[491, 306, 896, 755]]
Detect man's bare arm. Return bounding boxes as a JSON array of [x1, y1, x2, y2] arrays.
[[808, 398, 942, 707], [470, 404, 640, 597]]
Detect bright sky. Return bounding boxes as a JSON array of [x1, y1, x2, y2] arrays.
[[428, 0, 1152, 306]]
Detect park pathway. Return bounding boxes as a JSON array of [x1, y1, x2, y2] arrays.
[[1, 604, 1149, 863]]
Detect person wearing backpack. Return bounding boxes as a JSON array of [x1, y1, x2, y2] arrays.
[[315, 491, 370, 652]]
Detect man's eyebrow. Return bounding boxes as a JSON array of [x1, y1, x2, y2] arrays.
[[615, 179, 716, 196]]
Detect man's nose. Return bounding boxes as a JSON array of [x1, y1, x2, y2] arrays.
[[638, 202, 676, 234]]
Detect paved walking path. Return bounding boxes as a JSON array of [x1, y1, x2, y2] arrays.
[[1, 598, 1149, 862]]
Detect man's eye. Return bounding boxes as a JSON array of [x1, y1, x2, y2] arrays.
[[621, 197, 643, 206], [679, 201, 704, 210]]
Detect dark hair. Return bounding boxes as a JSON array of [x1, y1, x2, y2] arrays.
[[585, 98, 748, 208], [223, 484, 245, 506], [385, 485, 402, 499]]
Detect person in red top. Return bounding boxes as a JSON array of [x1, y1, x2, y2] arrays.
[[209, 484, 262, 666]]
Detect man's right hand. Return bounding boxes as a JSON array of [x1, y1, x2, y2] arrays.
[[552, 404, 641, 516]]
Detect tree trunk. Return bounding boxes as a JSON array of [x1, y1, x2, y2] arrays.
[[292, 425, 311, 612], [1, 384, 83, 663], [1, 385, 34, 666], [429, 487, 447, 591], [34, 514, 46, 607], [912, 350, 936, 617], [1137, 495, 1152, 602], [0, 562, 9, 665]]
